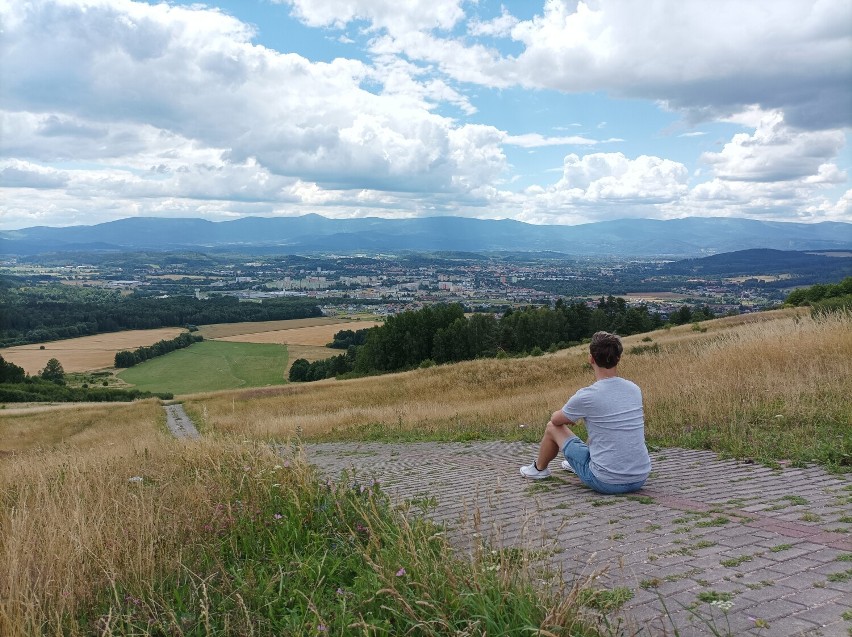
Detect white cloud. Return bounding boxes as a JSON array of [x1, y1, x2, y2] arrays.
[[700, 111, 846, 182], [353, 0, 851, 131], [0, 0, 849, 229], [468, 7, 519, 37], [505, 133, 607, 147], [510, 152, 690, 224], [511, 1, 852, 129], [282, 0, 465, 35], [0, 0, 504, 199], [0, 160, 69, 189]]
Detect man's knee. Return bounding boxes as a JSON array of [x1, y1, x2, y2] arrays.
[[545, 421, 574, 447]]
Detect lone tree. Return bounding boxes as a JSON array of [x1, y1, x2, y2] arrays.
[[40, 358, 66, 385]]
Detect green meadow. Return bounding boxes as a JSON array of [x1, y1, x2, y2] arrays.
[[117, 340, 288, 394]]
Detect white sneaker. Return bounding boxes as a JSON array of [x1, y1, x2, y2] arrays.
[[520, 462, 551, 479], [561, 460, 576, 474]]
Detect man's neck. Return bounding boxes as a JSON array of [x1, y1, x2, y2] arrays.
[[593, 365, 619, 381]]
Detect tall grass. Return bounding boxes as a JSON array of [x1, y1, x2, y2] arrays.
[[0, 411, 603, 635], [187, 310, 851, 471]]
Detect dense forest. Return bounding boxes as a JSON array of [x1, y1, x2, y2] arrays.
[[0, 280, 322, 347], [290, 297, 715, 382]]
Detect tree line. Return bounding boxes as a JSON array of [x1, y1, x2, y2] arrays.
[[290, 297, 698, 382], [784, 276, 852, 310], [114, 332, 203, 368], [0, 282, 322, 347], [0, 355, 171, 402]]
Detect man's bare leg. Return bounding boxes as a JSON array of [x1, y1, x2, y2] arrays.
[[536, 421, 576, 470]]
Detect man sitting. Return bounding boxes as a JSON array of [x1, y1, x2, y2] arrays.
[[520, 331, 651, 494]]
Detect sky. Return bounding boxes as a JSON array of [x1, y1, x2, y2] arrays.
[[1, 0, 851, 230]]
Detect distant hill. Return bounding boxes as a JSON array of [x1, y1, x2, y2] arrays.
[[662, 248, 852, 279], [1, 215, 850, 257]]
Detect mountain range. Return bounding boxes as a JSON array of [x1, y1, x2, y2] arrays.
[[1, 215, 851, 257]]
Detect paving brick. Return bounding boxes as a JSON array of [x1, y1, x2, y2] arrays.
[[781, 585, 847, 607], [787, 602, 852, 628], [764, 557, 823, 575], [738, 597, 810, 621], [304, 442, 852, 636]]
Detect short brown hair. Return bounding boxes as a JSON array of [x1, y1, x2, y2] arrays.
[[589, 331, 622, 368]]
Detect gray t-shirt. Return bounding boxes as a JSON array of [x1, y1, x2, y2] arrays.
[[562, 376, 651, 484]]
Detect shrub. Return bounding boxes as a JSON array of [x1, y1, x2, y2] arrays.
[[630, 344, 660, 355]]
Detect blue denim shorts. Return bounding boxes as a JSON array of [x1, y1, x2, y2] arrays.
[[561, 436, 647, 495]]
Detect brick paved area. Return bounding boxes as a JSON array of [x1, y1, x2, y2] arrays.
[[304, 442, 852, 636]]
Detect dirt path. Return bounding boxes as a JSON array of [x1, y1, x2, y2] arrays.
[[163, 404, 200, 439]]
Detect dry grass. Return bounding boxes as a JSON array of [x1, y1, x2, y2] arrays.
[[0, 401, 167, 634], [186, 309, 851, 467], [285, 343, 344, 363], [0, 400, 297, 635], [0, 433, 288, 635], [0, 401, 162, 453], [198, 317, 350, 339], [0, 328, 184, 374]]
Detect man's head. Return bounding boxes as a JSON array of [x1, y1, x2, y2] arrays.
[[589, 331, 622, 369]]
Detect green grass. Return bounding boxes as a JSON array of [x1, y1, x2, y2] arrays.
[[696, 591, 734, 604], [118, 341, 288, 394], [770, 544, 793, 553], [720, 554, 754, 567], [81, 450, 603, 636]]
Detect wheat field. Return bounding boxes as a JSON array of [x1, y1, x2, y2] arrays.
[[197, 316, 353, 339], [216, 320, 383, 346], [0, 328, 185, 374]]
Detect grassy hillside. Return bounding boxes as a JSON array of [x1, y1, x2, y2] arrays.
[[1, 307, 849, 634], [186, 308, 852, 472], [0, 402, 598, 636], [118, 340, 288, 394]]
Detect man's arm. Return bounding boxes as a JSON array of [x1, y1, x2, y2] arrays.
[[552, 409, 587, 445], [551, 409, 574, 427]]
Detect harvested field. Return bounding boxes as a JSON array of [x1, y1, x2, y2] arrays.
[[198, 317, 347, 339], [0, 328, 184, 374], [285, 344, 340, 364], [727, 274, 793, 283], [217, 321, 382, 346], [622, 292, 689, 301]]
